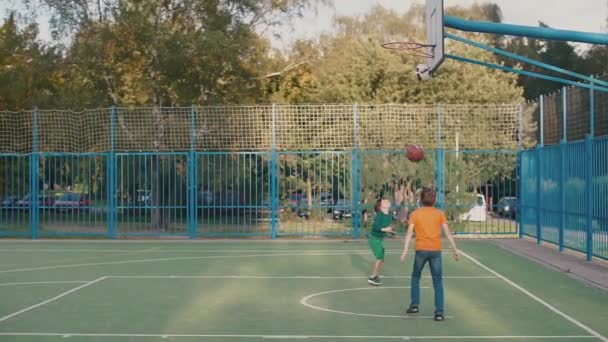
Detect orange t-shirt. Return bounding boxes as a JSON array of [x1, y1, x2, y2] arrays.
[[408, 207, 447, 251]]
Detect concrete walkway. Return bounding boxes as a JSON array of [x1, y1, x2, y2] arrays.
[[492, 237, 608, 292]]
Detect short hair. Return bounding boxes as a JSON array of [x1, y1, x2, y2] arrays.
[[374, 198, 383, 212], [420, 189, 437, 207]]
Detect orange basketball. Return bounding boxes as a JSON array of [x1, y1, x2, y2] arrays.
[[407, 144, 424, 162]]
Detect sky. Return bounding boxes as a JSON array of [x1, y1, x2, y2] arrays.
[[269, 0, 607, 50], [1, 0, 606, 50]]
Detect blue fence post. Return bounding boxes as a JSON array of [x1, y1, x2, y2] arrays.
[[270, 104, 279, 239], [351, 104, 361, 240], [107, 106, 117, 239], [435, 104, 445, 210], [29, 108, 39, 239], [517, 152, 523, 238], [539, 95, 544, 147], [536, 95, 544, 245], [536, 145, 543, 245], [559, 139, 566, 252], [558, 87, 567, 252], [590, 76, 595, 137], [536, 145, 542, 245], [517, 104, 524, 238], [585, 77, 595, 261], [585, 134, 593, 261], [188, 106, 197, 239]]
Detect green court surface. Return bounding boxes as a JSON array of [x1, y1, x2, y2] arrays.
[[0, 239, 607, 342]]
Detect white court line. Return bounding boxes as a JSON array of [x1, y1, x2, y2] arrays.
[[0, 276, 497, 287], [107, 275, 498, 279], [0, 281, 89, 287], [299, 286, 448, 319], [0, 333, 596, 339], [0, 247, 163, 272], [0, 248, 422, 253], [0, 251, 407, 274], [460, 250, 608, 342], [0, 277, 106, 323]]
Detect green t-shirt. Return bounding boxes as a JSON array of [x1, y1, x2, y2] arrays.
[[370, 211, 392, 238]]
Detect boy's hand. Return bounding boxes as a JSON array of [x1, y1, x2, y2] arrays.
[[400, 252, 407, 263], [453, 249, 461, 261]]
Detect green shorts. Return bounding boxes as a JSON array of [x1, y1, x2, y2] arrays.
[[368, 236, 385, 260]]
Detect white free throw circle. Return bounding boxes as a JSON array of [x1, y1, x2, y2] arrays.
[[300, 286, 445, 319]]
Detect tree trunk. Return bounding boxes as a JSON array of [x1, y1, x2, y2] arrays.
[[306, 177, 313, 209]]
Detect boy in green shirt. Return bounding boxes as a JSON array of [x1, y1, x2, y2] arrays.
[[368, 198, 395, 286]]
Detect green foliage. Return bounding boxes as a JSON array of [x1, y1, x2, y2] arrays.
[[2, 1, 605, 109], [2, 0, 321, 110], [499, 19, 608, 100], [266, 4, 523, 105], [0, 13, 61, 110]]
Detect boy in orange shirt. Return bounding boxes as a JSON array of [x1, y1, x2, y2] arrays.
[[400, 188, 460, 321]]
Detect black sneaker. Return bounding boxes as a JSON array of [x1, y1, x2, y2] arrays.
[[406, 305, 419, 314], [367, 276, 381, 286], [434, 312, 445, 321]]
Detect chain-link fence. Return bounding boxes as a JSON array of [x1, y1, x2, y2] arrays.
[[521, 75, 608, 260], [0, 104, 523, 153], [531, 74, 608, 146]]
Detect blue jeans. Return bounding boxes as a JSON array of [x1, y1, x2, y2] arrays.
[[410, 250, 444, 313]]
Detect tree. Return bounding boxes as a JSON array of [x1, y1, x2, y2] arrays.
[[0, 13, 61, 110], [263, 4, 524, 209], [576, 12, 608, 77], [499, 22, 591, 100], [16, 0, 319, 228], [268, 5, 522, 104]]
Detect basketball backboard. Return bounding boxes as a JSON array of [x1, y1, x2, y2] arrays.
[[426, 0, 445, 73]]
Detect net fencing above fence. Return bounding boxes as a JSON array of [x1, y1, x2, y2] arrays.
[[0, 104, 523, 153], [531, 74, 608, 146]]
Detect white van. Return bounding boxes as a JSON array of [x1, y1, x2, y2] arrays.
[[459, 194, 487, 222]]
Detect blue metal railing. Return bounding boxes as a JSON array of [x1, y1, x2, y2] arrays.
[[1, 149, 523, 239], [520, 136, 608, 260], [0, 97, 604, 261]]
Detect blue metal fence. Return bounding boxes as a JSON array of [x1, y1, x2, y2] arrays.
[[0, 149, 519, 239], [0, 155, 30, 237], [520, 82, 608, 260], [0, 94, 605, 259], [520, 137, 608, 260]]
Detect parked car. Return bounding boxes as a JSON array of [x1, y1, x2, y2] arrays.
[[199, 190, 240, 214], [254, 199, 284, 222], [116, 192, 133, 206], [16, 194, 55, 209], [1, 196, 18, 208], [54, 192, 90, 212], [287, 190, 308, 218], [288, 191, 335, 219], [136, 190, 151, 206], [496, 196, 517, 218], [288, 190, 306, 209], [332, 198, 351, 220], [319, 192, 334, 208], [217, 190, 241, 206], [197, 190, 216, 206], [459, 194, 487, 222]]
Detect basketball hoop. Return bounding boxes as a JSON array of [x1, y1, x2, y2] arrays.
[[381, 41, 435, 58]]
